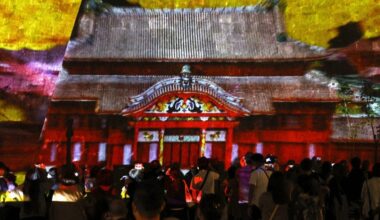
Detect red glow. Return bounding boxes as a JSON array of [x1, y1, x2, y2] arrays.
[[193, 176, 203, 185]]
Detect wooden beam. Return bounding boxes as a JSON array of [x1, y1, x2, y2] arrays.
[[134, 120, 239, 129]]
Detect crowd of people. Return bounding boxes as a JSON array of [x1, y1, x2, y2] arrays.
[[0, 154, 380, 220]]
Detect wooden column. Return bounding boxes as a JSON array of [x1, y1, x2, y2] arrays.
[[225, 127, 233, 169], [106, 144, 113, 169]]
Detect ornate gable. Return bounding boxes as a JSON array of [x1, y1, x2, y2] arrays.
[[146, 96, 224, 114], [121, 65, 249, 118]]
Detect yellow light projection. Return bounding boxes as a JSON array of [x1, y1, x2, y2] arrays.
[[0, 0, 81, 50], [0, 100, 26, 122], [1, 0, 378, 49], [285, 0, 380, 47], [128, 0, 262, 8], [129, 0, 380, 48]]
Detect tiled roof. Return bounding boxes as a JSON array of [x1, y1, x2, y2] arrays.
[[65, 7, 326, 61], [52, 71, 339, 114], [331, 117, 380, 142]]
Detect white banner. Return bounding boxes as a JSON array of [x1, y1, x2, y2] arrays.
[[138, 131, 159, 142], [164, 135, 200, 142], [205, 130, 226, 142]]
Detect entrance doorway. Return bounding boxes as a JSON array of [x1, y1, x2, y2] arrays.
[[162, 129, 199, 167], [136, 128, 227, 168]]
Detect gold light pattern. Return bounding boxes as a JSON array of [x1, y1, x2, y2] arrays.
[[146, 96, 223, 114], [128, 0, 262, 8], [0, 100, 26, 122], [285, 0, 380, 47], [128, 0, 380, 48], [200, 129, 206, 157], [1, 0, 377, 50], [0, 0, 81, 50], [159, 130, 164, 165]]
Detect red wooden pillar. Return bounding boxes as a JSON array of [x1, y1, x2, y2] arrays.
[[111, 145, 123, 165], [225, 127, 233, 169], [133, 126, 139, 163], [106, 144, 113, 169]]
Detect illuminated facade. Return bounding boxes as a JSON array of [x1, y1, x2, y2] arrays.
[[39, 6, 376, 168]]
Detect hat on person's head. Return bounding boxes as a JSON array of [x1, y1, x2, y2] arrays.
[[59, 164, 79, 185]]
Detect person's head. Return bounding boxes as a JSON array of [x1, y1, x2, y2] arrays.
[[59, 164, 79, 185], [132, 181, 165, 220], [251, 153, 264, 167], [0, 178, 7, 192], [197, 157, 209, 170], [48, 167, 58, 178], [267, 171, 290, 204], [372, 163, 380, 178], [168, 163, 182, 179], [320, 161, 332, 179], [190, 165, 199, 175], [350, 157, 361, 170], [149, 160, 162, 173], [25, 167, 47, 183], [231, 157, 240, 167], [300, 158, 313, 174], [198, 194, 225, 220], [106, 199, 128, 220], [297, 174, 320, 196], [7, 172, 16, 186], [244, 152, 254, 166], [23, 167, 48, 212]]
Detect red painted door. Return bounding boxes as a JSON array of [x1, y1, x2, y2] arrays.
[[163, 142, 199, 168], [211, 142, 226, 161]]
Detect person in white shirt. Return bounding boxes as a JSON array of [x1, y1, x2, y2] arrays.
[[249, 154, 272, 207], [191, 157, 220, 202], [362, 163, 380, 220]]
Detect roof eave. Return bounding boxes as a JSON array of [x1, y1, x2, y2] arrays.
[[63, 55, 331, 63]]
